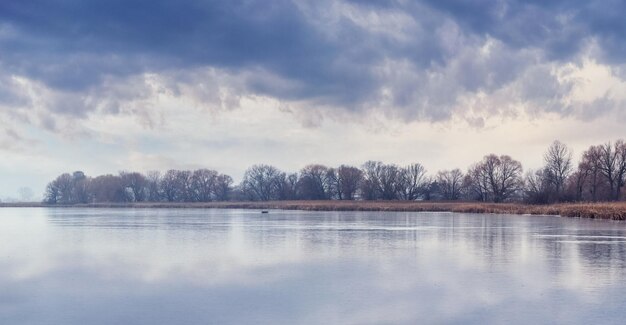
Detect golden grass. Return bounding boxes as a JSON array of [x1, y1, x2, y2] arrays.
[[2, 201, 626, 220]]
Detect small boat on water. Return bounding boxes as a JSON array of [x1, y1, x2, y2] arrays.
[[261, 210, 269, 214]]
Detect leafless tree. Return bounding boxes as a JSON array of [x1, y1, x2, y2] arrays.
[[468, 155, 523, 202], [213, 174, 233, 201], [70, 171, 91, 203], [120, 171, 148, 202], [42, 138, 626, 205], [543, 140, 572, 200], [191, 169, 218, 201], [524, 169, 551, 204], [272, 172, 297, 200], [616, 140, 626, 200], [398, 163, 427, 200], [90, 174, 127, 203], [437, 169, 464, 200], [174, 170, 194, 201], [359, 162, 419, 200], [336, 165, 363, 200], [146, 171, 162, 201], [578, 145, 604, 201], [298, 164, 332, 200], [44, 168, 233, 204], [464, 167, 486, 201], [378, 164, 402, 200], [360, 161, 382, 200], [568, 169, 589, 202], [45, 172, 88, 204], [325, 168, 340, 200], [160, 170, 179, 202], [598, 140, 626, 200], [421, 176, 438, 201], [44, 173, 71, 204], [241, 164, 283, 201]]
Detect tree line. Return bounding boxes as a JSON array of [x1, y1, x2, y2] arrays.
[[43, 139, 626, 204]]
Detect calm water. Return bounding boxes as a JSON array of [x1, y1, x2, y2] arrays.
[[1, 208, 626, 324]]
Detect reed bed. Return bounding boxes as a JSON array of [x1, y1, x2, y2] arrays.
[[2, 201, 626, 220]]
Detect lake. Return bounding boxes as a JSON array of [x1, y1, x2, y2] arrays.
[[1, 208, 626, 324]]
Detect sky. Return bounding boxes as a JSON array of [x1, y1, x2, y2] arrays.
[[1, 0, 626, 200]]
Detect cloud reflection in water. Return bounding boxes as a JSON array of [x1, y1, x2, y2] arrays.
[[1, 208, 626, 324]]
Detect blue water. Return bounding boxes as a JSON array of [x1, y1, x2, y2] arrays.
[[1, 208, 625, 324]]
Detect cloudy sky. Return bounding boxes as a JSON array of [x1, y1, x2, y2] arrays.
[[1, 0, 625, 199]]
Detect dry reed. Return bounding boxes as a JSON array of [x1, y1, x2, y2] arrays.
[[2, 201, 626, 220]]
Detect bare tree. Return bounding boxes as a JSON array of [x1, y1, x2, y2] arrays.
[[464, 167, 487, 201], [160, 170, 179, 202], [524, 169, 551, 204], [378, 164, 402, 200], [398, 163, 427, 200], [468, 155, 523, 202], [146, 171, 162, 202], [43, 168, 235, 204], [241, 164, 283, 201], [568, 169, 589, 202], [273, 172, 298, 200], [70, 171, 91, 203], [598, 140, 626, 200], [360, 161, 382, 200], [362, 162, 422, 200], [298, 164, 332, 200], [90, 174, 127, 203], [44, 173, 70, 204], [617, 140, 626, 200], [174, 170, 194, 202], [191, 169, 218, 202], [120, 171, 148, 202], [421, 177, 439, 201], [579, 145, 604, 201], [43, 138, 626, 205], [543, 140, 572, 201], [495, 155, 524, 202], [437, 169, 464, 200], [213, 174, 233, 201], [336, 165, 363, 200], [325, 168, 340, 200], [44, 182, 60, 204], [44, 173, 75, 204]]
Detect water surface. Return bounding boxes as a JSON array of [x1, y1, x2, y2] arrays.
[[1, 208, 626, 324]]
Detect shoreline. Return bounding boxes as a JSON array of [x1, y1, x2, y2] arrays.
[[1, 201, 626, 220]]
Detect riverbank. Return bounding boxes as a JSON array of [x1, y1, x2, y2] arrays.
[[2, 201, 626, 220]]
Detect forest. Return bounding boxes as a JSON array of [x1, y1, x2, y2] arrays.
[[43, 139, 626, 205]]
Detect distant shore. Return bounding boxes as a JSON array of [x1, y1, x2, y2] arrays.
[[2, 201, 626, 220]]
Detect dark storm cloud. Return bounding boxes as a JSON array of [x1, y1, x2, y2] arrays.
[[0, 0, 624, 120], [421, 0, 626, 61], [0, 1, 338, 89]]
